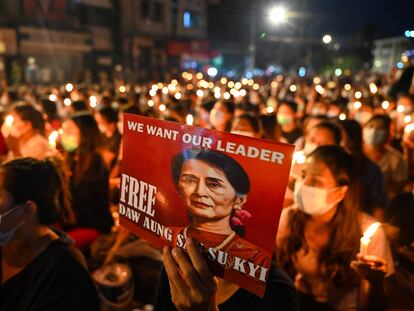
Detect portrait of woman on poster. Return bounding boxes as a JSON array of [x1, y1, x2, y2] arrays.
[[170, 148, 270, 270]]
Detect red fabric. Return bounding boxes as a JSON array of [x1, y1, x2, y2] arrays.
[[66, 227, 101, 251], [0, 133, 7, 156]]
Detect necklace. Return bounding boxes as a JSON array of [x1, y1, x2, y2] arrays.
[[183, 226, 236, 251]]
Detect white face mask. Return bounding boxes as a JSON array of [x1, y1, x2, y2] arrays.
[[231, 130, 255, 137], [303, 142, 318, 156], [294, 180, 344, 216]]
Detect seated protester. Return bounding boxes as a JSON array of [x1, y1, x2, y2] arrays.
[[353, 103, 374, 127], [310, 101, 329, 116], [382, 183, 414, 309], [62, 112, 113, 247], [341, 120, 387, 218], [39, 98, 61, 133], [234, 102, 260, 118], [2, 103, 54, 160], [231, 114, 261, 138], [154, 240, 299, 311], [363, 115, 408, 200], [277, 146, 394, 311], [70, 100, 88, 114], [197, 100, 215, 129], [285, 121, 342, 207], [293, 115, 328, 152], [301, 121, 341, 156], [260, 113, 280, 141], [402, 123, 414, 181], [0, 157, 100, 311], [209, 101, 234, 132], [94, 106, 122, 170], [276, 100, 303, 144], [326, 100, 344, 119]]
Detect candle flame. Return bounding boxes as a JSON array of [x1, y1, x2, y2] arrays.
[[48, 130, 59, 147], [5, 115, 14, 127], [362, 222, 380, 240], [293, 151, 306, 164], [186, 114, 194, 125]]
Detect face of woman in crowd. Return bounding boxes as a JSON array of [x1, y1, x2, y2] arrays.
[[301, 157, 348, 205], [9, 111, 32, 138], [178, 159, 245, 222], [231, 118, 257, 137], [209, 102, 231, 130], [61, 119, 81, 152]]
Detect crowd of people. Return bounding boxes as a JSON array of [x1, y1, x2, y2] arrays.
[[0, 66, 413, 310]]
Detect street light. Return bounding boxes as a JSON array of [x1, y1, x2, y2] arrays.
[[322, 34, 332, 44], [268, 6, 288, 25]]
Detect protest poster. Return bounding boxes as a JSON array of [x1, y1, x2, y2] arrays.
[[119, 113, 294, 296]]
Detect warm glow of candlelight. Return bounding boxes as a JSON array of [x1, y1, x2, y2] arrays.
[[5, 115, 14, 127], [48, 130, 59, 148], [186, 114, 194, 125], [293, 151, 306, 164], [360, 222, 380, 256]]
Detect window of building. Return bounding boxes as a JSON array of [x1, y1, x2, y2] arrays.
[[183, 11, 192, 28], [141, 0, 150, 19], [153, 2, 163, 22]]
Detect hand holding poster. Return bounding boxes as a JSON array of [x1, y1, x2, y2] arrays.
[[119, 114, 294, 296]]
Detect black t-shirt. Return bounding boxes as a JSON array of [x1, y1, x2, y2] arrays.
[[281, 128, 303, 145], [0, 240, 100, 311], [154, 263, 299, 311]]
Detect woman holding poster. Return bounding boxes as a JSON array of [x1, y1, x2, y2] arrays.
[[170, 148, 270, 272]]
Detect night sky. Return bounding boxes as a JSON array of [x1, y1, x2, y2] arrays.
[[307, 0, 414, 38], [211, 0, 414, 41]]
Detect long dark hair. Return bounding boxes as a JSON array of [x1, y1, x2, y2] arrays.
[[1, 157, 75, 225], [13, 103, 46, 136], [277, 146, 362, 289], [67, 112, 103, 184], [171, 148, 250, 236]]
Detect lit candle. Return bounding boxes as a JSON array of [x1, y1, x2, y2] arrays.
[[48, 130, 59, 149], [359, 222, 380, 256], [293, 151, 306, 165], [186, 114, 194, 125], [5, 115, 14, 127]]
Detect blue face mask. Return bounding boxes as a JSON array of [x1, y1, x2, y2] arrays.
[[0, 205, 24, 247]]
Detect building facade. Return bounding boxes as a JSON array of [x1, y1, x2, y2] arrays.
[[373, 36, 414, 73]]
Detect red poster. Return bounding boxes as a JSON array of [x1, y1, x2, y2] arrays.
[[119, 114, 294, 296]]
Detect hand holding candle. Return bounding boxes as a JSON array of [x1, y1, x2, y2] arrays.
[[48, 130, 59, 149], [360, 222, 380, 256]]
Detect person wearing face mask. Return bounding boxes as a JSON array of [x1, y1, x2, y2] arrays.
[[353, 103, 374, 127], [94, 106, 122, 170], [0, 157, 100, 311], [310, 101, 329, 117], [277, 100, 303, 144], [341, 120, 387, 217], [363, 115, 407, 200], [197, 100, 215, 129], [1, 103, 54, 160], [285, 121, 341, 207], [277, 146, 394, 311], [209, 101, 234, 132], [293, 115, 328, 152], [231, 114, 261, 138], [303, 121, 342, 156], [62, 112, 113, 249]]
